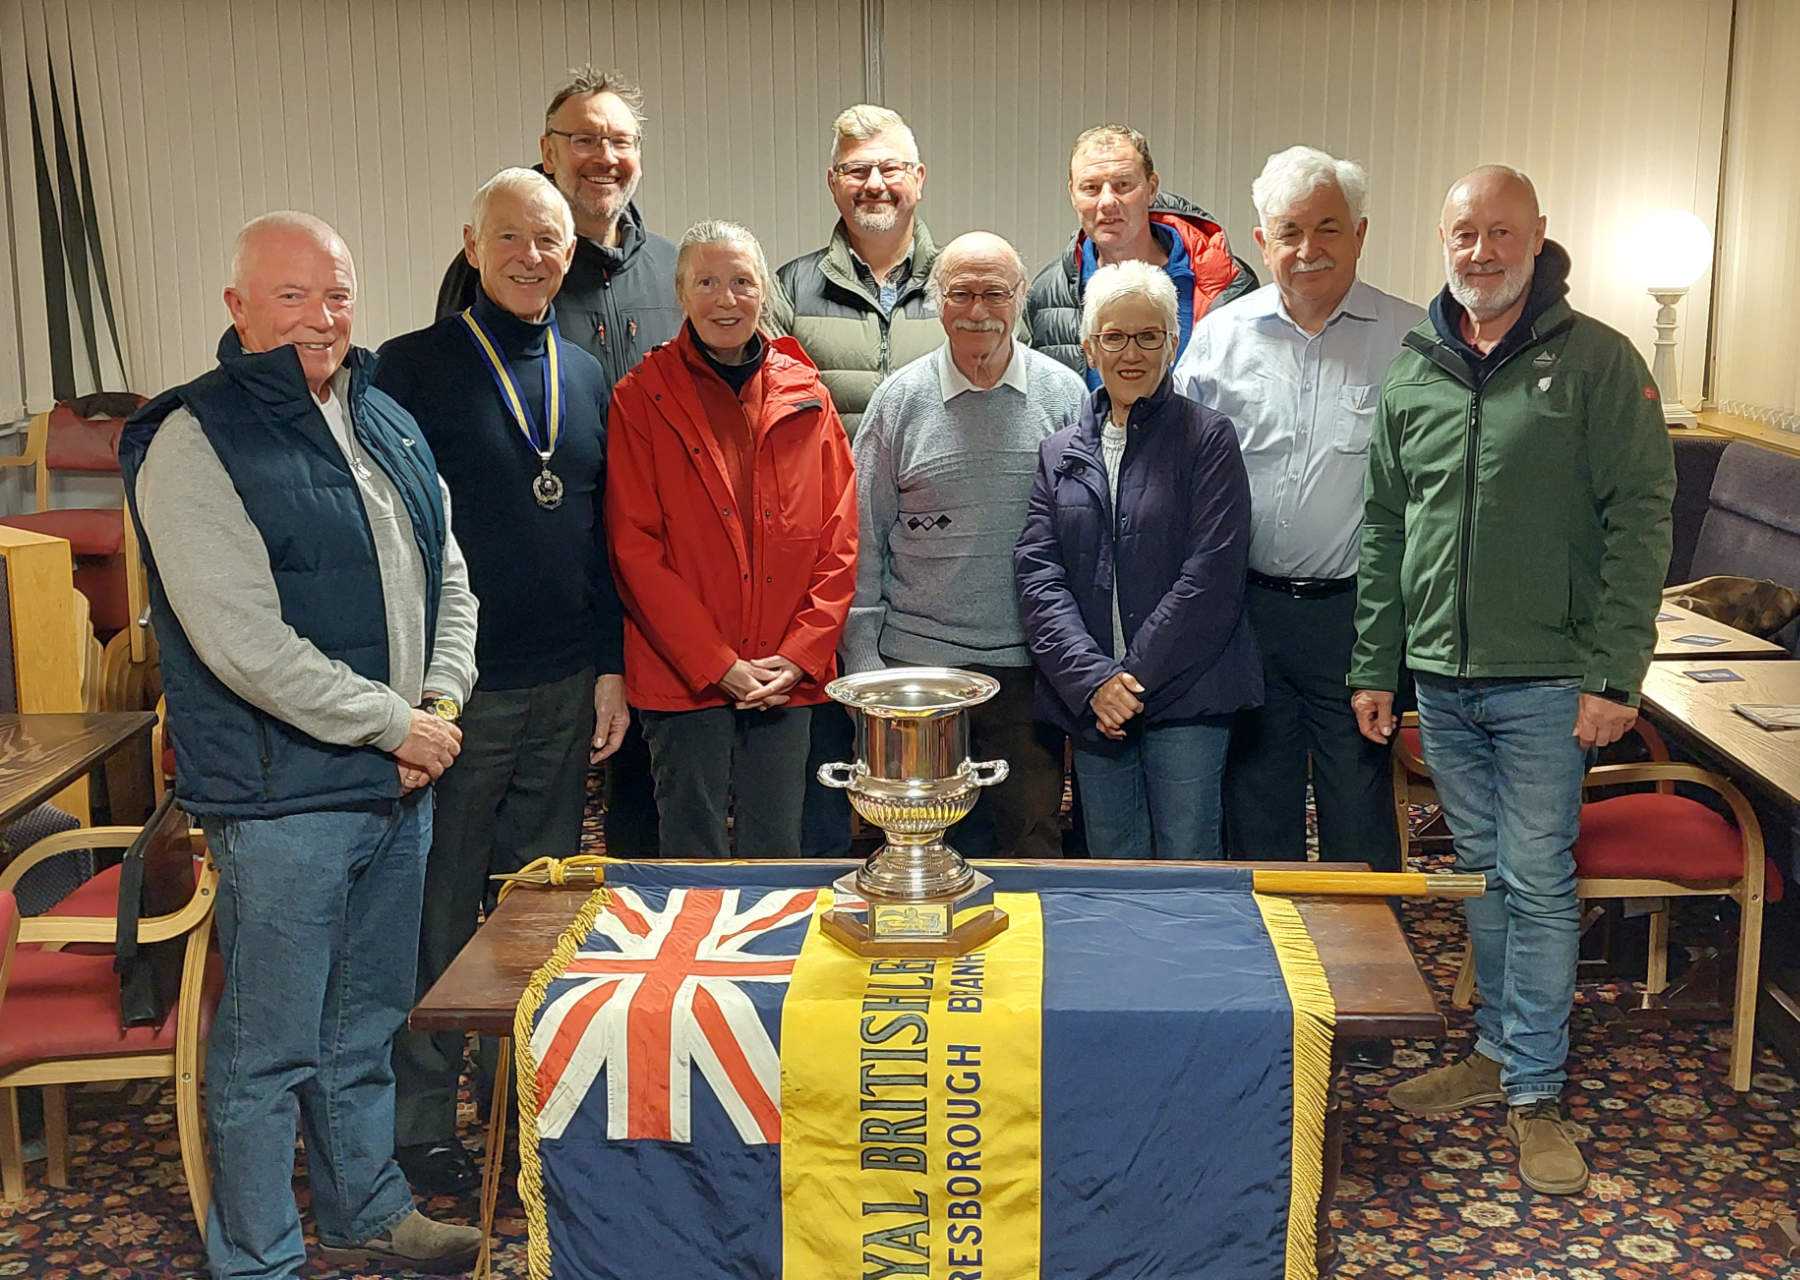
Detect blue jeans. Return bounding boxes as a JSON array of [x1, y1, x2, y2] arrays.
[[1414, 675, 1589, 1104], [201, 796, 430, 1279], [1073, 718, 1231, 859]]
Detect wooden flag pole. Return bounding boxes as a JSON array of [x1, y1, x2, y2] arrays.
[[1251, 870, 1486, 898]]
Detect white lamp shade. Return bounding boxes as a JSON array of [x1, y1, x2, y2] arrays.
[[1624, 210, 1715, 291]]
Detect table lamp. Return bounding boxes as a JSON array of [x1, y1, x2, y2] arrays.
[[1625, 210, 1714, 428]]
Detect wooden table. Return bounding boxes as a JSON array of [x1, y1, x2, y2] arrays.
[[1640, 660, 1800, 805], [1654, 601, 1788, 661], [414, 863, 1445, 1273], [0, 712, 156, 827]]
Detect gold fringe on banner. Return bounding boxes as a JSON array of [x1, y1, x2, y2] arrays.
[[1254, 893, 1338, 1280], [512, 885, 612, 1280]]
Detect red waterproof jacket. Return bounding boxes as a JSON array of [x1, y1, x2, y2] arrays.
[[606, 329, 857, 711]]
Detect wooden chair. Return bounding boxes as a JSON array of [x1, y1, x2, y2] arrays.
[[1448, 761, 1773, 1091], [0, 796, 217, 1231], [0, 401, 155, 702]]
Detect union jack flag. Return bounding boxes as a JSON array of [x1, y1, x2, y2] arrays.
[[529, 886, 818, 1145]]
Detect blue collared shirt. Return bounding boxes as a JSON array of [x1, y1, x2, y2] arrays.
[[1174, 278, 1424, 580]]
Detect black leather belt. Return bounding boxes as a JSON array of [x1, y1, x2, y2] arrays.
[[1247, 569, 1357, 599]]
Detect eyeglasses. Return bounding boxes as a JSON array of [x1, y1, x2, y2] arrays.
[[940, 286, 1018, 308], [1094, 328, 1168, 352], [830, 160, 918, 183], [546, 129, 640, 155]]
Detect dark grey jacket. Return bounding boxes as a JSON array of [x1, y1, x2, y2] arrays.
[[1024, 191, 1258, 375], [436, 198, 680, 390]]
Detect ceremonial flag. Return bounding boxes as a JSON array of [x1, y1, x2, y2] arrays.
[[515, 862, 1334, 1280]]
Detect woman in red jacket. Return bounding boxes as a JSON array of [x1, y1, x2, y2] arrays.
[[607, 220, 857, 857]]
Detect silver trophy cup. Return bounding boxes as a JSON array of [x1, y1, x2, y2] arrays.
[[815, 667, 1011, 954]]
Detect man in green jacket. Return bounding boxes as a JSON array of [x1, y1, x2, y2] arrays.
[[1349, 165, 1674, 1196], [768, 104, 947, 857]]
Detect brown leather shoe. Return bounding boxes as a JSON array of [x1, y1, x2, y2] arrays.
[[1387, 1049, 1504, 1115], [1508, 1099, 1590, 1195], [317, 1210, 483, 1274]]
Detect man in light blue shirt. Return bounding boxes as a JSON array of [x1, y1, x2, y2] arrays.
[[1174, 145, 1423, 872]]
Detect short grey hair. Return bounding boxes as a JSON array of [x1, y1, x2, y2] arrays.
[[926, 231, 1027, 307], [468, 167, 574, 243], [1070, 124, 1155, 179], [544, 65, 647, 133], [675, 219, 773, 295], [830, 103, 919, 165], [228, 211, 354, 290], [1079, 259, 1178, 347], [1252, 145, 1369, 226]]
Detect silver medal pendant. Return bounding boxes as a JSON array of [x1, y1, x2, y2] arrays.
[[533, 466, 564, 510]]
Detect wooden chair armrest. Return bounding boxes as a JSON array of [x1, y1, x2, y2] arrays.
[[0, 827, 148, 894], [14, 862, 217, 947]]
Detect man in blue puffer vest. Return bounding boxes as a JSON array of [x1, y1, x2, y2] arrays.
[[120, 212, 483, 1279]]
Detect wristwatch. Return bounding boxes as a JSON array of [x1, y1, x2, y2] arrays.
[[1591, 686, 1634, 706], [423, 695, 461, 722]]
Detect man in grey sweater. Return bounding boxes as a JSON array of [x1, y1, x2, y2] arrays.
[[846, 231, 1086, 858], [122, 212, 482, 1278]]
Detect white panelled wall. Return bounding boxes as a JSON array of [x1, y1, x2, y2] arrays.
[[0, 0, 1767, 406], [1710, 0, 1800, 427], [884, 0, 1732, 411], [36, 0, 863, 394]]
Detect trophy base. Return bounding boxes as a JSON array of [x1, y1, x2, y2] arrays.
[[820, 870, 1009, 957]]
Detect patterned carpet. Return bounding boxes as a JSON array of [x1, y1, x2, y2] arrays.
[[5, 816, 1800, 1278]]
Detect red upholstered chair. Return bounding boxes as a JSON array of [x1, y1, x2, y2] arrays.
[[0, 798, 218, 1230], [0, 400, 152, 678], [1449, 762, 1775, 1092]]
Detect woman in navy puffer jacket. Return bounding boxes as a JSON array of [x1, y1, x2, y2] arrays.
[[1015, 260, 1262, 859]]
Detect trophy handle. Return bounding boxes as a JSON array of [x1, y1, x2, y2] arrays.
[[816, 761, 860, 789], [966, 759, 1010, 787]]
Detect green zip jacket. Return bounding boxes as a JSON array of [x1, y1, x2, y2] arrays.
[[1350, 256, 1674, 704], [765, 220, 946, 439]]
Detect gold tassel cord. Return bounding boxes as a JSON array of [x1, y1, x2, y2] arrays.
[[513, 886, 612, 1280], [495, 854, 610, 902], [1255, 893, 1337, 1280]]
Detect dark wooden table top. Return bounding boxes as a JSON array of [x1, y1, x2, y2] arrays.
[[1654, 601, 1788, 661], [0, 711, 155, 827], [413, 863, 1446, 1043], [1642, 660, 1800, 805]]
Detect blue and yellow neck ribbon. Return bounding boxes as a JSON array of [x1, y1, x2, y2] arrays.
[[459, 307, 563, 461]]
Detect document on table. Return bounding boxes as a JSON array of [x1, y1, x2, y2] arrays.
[[1732, 703, 1800, 730]]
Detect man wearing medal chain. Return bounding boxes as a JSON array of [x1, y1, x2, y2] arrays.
[[437, 66, 678, 861], [375, 167, 627, 1196]]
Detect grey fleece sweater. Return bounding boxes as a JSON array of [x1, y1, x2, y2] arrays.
[[844, 341, 1086, 672], [134, 366, 478, 753]]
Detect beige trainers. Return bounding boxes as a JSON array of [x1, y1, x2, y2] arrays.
[[317, 1209, 483, 1274], [1508, 1099, 1590, 1195], [1387, 1049, 1504, 1115]]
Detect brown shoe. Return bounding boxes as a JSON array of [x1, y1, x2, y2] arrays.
[[1508, 1099, 1589, 1195], [1387, 1049, 1504, 1115], [317, 1210, 483, 1274]]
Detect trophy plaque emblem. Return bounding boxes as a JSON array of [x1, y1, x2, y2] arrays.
[[815, 667, 1011, 956]]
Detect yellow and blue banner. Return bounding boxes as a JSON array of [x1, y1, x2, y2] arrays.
[[515, 861, 1334, 1280]]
